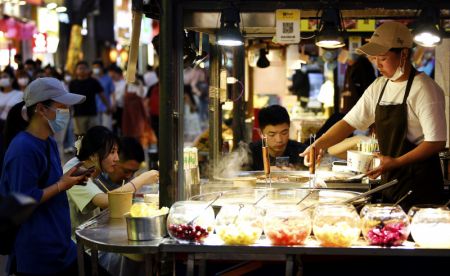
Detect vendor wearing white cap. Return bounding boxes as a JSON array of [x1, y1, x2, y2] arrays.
[[0, 77, 96, 275], [302, 21, 446, 210]]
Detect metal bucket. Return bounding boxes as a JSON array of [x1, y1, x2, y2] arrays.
[[125, 213, 167, 241]]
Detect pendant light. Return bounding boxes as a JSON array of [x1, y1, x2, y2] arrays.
[[217, 5, 244, 46], [256, 48, 270, 68], [412, 6, 442, 47], [315, 6, 346, 49]]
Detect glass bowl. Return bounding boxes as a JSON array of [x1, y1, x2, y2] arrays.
[[215, 203, 264, 245], [312, 203, 361, 247], [264, 204, 312, 245], [361, 204, 410, 247], [410, 207, 450, 248], [167, 201, 215, 244]]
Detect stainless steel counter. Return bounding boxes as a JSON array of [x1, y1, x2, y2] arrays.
[[76, 209, 450, 276], [75, 211, 160, 276]]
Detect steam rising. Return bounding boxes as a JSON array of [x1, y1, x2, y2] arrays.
[[214, 141, 252, 178]]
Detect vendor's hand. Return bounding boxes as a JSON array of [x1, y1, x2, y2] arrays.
[[300, 145, 324, 167], [365, 153, 400, 179], [58, 166, 89, 191], [136, 170, 159, 184]]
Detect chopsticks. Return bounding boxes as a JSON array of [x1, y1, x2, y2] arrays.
[[95, 178, 110, 193]]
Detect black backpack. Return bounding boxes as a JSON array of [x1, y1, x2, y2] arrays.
[[0, 142, 50, 255]]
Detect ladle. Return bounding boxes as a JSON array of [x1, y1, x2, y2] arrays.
[[188, 192, 223, 225], [343, 179, 399, 204], [296, 189, 315, 205], [393, 190, 413, 206], [299, 179, 399, 212]]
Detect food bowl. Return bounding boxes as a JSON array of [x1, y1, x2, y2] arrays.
[[347, 150, 374, 173], [125, 213, 167, 241], [410, 208, 450, 248]]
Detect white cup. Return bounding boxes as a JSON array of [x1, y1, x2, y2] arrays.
[[347, 150, 374, 173]]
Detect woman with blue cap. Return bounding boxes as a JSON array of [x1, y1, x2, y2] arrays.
[[0, 77, 101, 275]]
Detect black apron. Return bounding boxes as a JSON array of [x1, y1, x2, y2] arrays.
[[375, 68, 444, 211]]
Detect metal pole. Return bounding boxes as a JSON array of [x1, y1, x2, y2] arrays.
[[232, 46, 247, 145], [208, 40, 221, 179], [159, 0, 184, 206]]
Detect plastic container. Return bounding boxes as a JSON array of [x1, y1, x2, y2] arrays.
[[264, 204, 311, 245], [312, 203, 361, 247], [215, 203, 264, 245], [167, 201, 215, 244], [361, 204, 410, 247], [410, 207, 450, 248]]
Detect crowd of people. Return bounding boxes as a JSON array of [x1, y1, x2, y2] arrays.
[[0, 55, 209, 275]]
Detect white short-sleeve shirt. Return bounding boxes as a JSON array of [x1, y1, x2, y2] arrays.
[[344, 73, 446, 144], [64, 157, 103, 237]]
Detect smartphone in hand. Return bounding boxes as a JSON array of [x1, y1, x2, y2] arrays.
[[71, 165, 95, 177]]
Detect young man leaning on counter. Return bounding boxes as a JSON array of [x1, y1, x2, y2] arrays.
[[248, 104, 308, 171]]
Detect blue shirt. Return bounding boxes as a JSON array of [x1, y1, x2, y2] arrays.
[[95, 74, 115, 113], [0, 132, 76, 274]]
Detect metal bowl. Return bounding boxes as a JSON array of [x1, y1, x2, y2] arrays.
[[125, 213, 167, 241]]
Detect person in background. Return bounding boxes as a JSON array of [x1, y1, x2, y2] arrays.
[[108, 65, 126, 136], [315, 55, 376, 141], [0, 77, 88, 275], [43, 65, 61, 79], [92, 60, 115, 130], [183, 84, 202, 142], [62, 71, 76, 154], [249, 105, 307, 171], [64, 126, 158, 235], [0, 72, 22, 125], [143, 64, 158, 88], [24, 59, 36, 80], [146, 68, 159, 138], [69, 61, 111, 136], [14, 53, 23, 70], [302, 21, 446, 210], [15, 70, 32, 92], [0, 72, 23, 174], [122, 77, 156, 148]]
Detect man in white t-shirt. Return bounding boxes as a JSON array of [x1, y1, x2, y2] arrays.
[[302, 21, 446, 210]]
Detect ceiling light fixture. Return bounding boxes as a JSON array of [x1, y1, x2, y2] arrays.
[[256, 48, 270, 68], [315, 6, 346, 49], [412, 6, 442, 47], [217, 4, 244, 47], [46, 2, 58, 10]]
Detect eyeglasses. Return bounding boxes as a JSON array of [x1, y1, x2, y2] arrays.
[[121, 167, 139, 175]]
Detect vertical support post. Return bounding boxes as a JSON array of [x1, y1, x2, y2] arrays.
[[231, 46, 247, 145], [76, 240, 85, 276], [208, 41, 222, 178], [90, 249, 99, 276], [160, 0, 184, 206]]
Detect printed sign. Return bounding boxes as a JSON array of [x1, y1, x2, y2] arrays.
[[275, 9, 300, 44]]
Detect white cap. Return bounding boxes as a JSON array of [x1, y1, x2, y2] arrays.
[[23, 77, 86, 107], [356, 21, 413, 56]]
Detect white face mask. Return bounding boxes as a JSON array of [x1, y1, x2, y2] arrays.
[[18, 77, 29, 87], [92, 68, 101, 75], [0, 78, 10, 87]]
